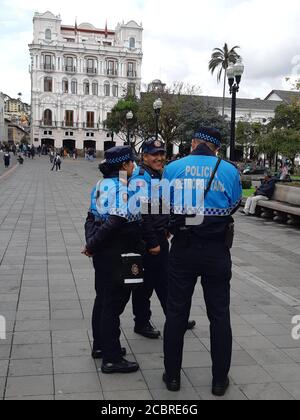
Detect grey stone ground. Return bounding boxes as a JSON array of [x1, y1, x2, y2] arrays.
[[0, 157, 300, 400]]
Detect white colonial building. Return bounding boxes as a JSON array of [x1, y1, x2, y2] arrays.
[[29, 11, 143, 152]]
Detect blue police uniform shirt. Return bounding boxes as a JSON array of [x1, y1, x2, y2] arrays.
[[89, 177, 141, 223], [162, 144, 242, 238]]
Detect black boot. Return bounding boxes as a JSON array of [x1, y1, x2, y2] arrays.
[[92, 347, 126, 360], [134, 322, 161, 339], [163, 372, 181, 392], [212, 377, 230, 397], [101, 358, 140, 374]]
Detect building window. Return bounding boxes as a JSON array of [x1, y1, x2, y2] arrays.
[[86, 59, 96, 74], [70, 132, 74, 136], [127, 62, 136, 77], [44, 77, 53, 92], [112, 84, 118, 97], [65, 57, 75, 72], [43, 109, 52, 126], [91, 132, 95, 137], [107, 60, 117, 76], [45, 29, 52, 40], [129, 37, 136, 49], [71, 80, 77, 94], [44, 54, 53, 70], [104, 82, 110, 97], [86, 112, 95, 128], [65, 110, 74, 127], [83, 81, 90, 95], [62, 79, 69, 94], [92, 82, 98, 96], [127, 83, 136, 97]]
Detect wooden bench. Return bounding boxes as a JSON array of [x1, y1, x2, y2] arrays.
[[256, 184, 300, 225]]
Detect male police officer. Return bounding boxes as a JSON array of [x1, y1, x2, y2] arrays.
[[131, 138, 196, 339], [162, 127, 242, 396]]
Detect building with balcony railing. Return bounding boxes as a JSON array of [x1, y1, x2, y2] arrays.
[[29, 11, 143, 152]]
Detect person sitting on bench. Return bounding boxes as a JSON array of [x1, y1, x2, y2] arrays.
[[242, 174, 276, 216]]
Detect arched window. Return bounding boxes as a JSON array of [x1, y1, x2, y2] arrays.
[[62, 79, 69, 94], [83, 80, 90, 95], [104, 82, 110, 97], [45, 29, 52, 40], [71, 79, 78, 94], [92, 81, 98, 96], [44, 109, 52, 126], [112, 83, 118, 98], [129, 37, 136, 49]]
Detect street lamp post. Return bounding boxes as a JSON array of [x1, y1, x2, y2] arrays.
[[227, 59, 245, 161], [153, 98, 163, 140], [126, 111, 133, 146]]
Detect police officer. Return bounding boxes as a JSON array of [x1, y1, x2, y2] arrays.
[[162, 128, 242, 396], [130, 138, 196, 338], [83, 146, 143, 374]]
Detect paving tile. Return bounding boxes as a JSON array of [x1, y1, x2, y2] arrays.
[[99, 369, 148, 392], [11, 344, 52, 360], [52, 342, 91, 358], [55, 392, 104, 400], [240, 383, 294, 400], [5, 375, 54, 397], [103, 390, 153, 400], [0, 360, 9, 377], [262, 364, 300, 382], [8, 358, 53, 377], [280, 382, 300, 399], [53, 356, 96, 374], [246, 349, 294, 365], [229, 366, 273, 385], [54, 373, 101, 395], [12, 332, 51, 345], [195, 385, 248, 400], [150, 387, 200, 401], [142, 369, 192, 390]]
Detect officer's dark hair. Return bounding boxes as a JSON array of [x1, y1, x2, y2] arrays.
[[98, 160, 133, 177]]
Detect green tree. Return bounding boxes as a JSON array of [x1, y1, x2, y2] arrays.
[[209, 43, 241, 117], [104, 95, 139, 147], [236, 121, 265, 161]]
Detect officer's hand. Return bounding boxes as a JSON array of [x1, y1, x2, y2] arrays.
[[149, 246, 161, 256]]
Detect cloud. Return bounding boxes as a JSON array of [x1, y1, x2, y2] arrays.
[[1, 0, 300, 102]]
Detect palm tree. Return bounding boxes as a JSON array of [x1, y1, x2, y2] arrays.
[[209, 43, 241, 117]]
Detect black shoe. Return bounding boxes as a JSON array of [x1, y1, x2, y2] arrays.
[[92, 347, 126, 360], [187, 320, 196, 330], [212, 377, 230, 397], [134, 322, 161, 339], [101, 358, 140, 374], [163, 372, 181, 392]]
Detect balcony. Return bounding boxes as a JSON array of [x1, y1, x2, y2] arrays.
[[83, 122, 99, 130], [107, 69, 118, 77], [43, 64, 55, 72], [127, 70, 137, 78], [61, 122, 79, 129], [85, 67, 97, 75], [65, 66, 76, 74], [40, 120, 57, 128]]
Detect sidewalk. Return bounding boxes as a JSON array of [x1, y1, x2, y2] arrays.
[[0, 157, 300, 400]]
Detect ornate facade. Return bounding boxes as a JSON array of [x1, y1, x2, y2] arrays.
[[29, 11, 143, 151]]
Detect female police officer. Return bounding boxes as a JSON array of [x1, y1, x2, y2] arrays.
[[83, 146, 144, 374]]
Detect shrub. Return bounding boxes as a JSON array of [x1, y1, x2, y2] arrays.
[[242, 180, 252, 189]]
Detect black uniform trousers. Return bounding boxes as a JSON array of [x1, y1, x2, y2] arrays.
[[164, 236, 232, 382], [92, 251, 131, 364], [132, 234, 169, 327]]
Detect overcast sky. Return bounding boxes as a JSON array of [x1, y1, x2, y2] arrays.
[[1, 0, 300, 103]]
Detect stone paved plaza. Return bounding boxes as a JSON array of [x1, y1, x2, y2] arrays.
[[0, 157, 300, 400]]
